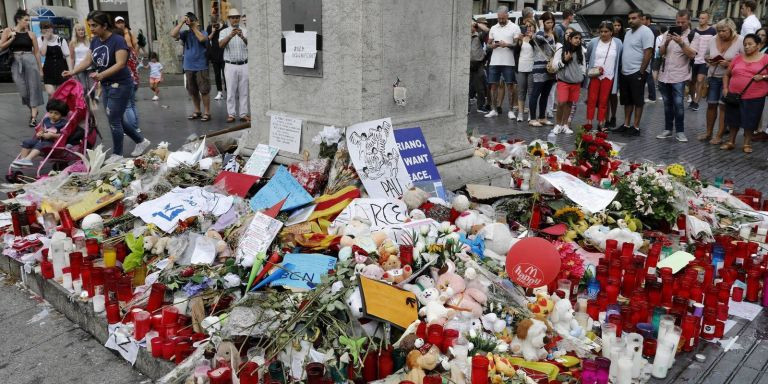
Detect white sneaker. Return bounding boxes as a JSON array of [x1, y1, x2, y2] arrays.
[[214, 91, 223, 101], [508, 111, 516, 119], [562, 125, 574, 134], [675, 133, 688, 142], [130, 139, 151, 157], [644, 98, 655, 103], [484, 110, 499, 118], [687, 95, 692, 103], [552, 125, 563, 134], [656, 130, 673, 139], [546, 111, 554, 119], [151, 95, 159, 101], [516, 114, 523, 122]]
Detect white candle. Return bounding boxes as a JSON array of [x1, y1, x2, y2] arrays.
[[625, 333, 644, 378], [666, 325, 682, 369], [72, 279, 82, 295], [617, 356, 633, 384], [652, 341, 674, 378], [92, 294, 106, 312], [601, 323, 616, 358], [609, 339, 626, 381], [61, 273, 73, 291], [577, 296, 588, 313]]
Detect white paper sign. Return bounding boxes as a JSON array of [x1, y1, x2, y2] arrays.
[[346, 118, 413, 198], [129, 187, 234, 233], [539, 171, 618, 213], [105, 326, 139, 365], [283, 31, 317, 68], [330, 198, 408, 232], [243, 144, 279, 177], [269, 115, 302, 154], [236, 212, 283, 267]]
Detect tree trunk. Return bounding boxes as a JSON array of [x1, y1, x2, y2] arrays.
[[153, 0, 182, 74]]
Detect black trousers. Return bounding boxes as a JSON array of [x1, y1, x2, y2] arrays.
[[470, 61, 487, 107], [211, 60, 226, 92]]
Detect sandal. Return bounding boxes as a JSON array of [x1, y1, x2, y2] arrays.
[[709, 138, 722, 145], [187, 112, 202, 120], [743, 145, 753, 153], [720, 142, 735, 150], [528, 120, 543, 127], [226, 115, 236, 123], [29, 118, 37, 128], [697, 133, 711, 141], [200, 114, 211, 122]]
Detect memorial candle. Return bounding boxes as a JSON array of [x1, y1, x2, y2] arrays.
[[616, 356, 632, 384], [133, 310, 151, 341], [61, 271, 73, 290], [92, 294, 106, 312]]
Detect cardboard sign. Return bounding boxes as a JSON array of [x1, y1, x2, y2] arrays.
[[269, 115, 302, 154], [243, 144, 279, 177], [505, 237, 561, 288], [359, 276, 418, 329], [393, 127, 445, 199], [250, 166, 313, 212], [346, 118, 412, 198], [330, 198, 408, 232], [283, 31, 318, 68], [269, 253, 336, 291], [67, 185, 124, 221]]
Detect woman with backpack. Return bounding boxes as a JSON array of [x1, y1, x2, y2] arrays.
[[551, 27, 586, 135], [38, 21, 71, 97]]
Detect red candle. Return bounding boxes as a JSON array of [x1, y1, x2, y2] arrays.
[[378, 347, 394, 379], [85, 238, 100, 260], [605, 239, 618, 260], [106, 302, 121, 324], [399, 245, 414, 266], [642, 338, 657, 358], [208, 367, 233, 384], [681, 315, 698, 352], [362, 351, 378, 383], [133, 310, 151, 341], [58, 208, 74, 230], [68, 252, 82, 279], [41, 257, 54, 279], [620, 242, 635, 257], [700, 308, 717, 340], [426, 324, 444, 346], [150, 337, 165, 358], [162, 338, 176, 360], [147, 283, 166, 313], [117, 275, 133, 302], [471, 355, 489, 384], [622, 267, 637, 296], [240, 361, 260, 384], [732, 286, 744, 302], [162, 323, 179, 339], [716, 302, 729, 321], [441, 329, 459, 353], [746, 268, 763, 302], [151, 314, 163, 330], [10, 210, 22, 236], [587, 299, 600, 320], [605, 281, 619, 305], [174, 338, 192, 364], [423, 375, 442, 384], [661, 274, 674, 305], [80, 261, 93, 297]]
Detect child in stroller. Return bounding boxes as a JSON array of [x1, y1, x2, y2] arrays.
[[11, 99, 83, 169]]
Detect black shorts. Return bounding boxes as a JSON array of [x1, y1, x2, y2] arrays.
[[619, 71, 647, 107], [692, 63, 708, 77]]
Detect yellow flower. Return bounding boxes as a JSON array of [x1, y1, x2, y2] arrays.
[[667, 164, 686, 177], [529, 147, 546, 157], [554, 206, 585, 222], [610, 150, 618, 157]]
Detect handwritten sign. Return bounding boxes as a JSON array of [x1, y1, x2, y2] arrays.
[[283, 31, 318, 68], [269, 253, 336, 291], [346, 118, 412, 198], [236, 212, 283, 267], [130, 187, 234, 233], [359, 276, 418, 329], [269, 115, 302, 154], [330, 198, 408, 232], [539, 172, 617, 213], [244, 144, 279, 177], [250, 166, 313, 212], [67, 185, 124, 221], [393, 127, 445, 199]]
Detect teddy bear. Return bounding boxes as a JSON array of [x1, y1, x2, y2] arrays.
[[449, 342, 472, 384], [510, 318, 548, 361], [416, 286, 453, 325], [435, 261, 488, 318], [477, 223, 516, 262], [550, 292, 584, 338], [454, 210, 488, 235], [345, 287, 382, 337], [380, 254, 413, 284], [143, 235, 171, 255], [481, 313, 507, 334], [405, 344, 441, 384], [403, 187, 431, 211], [205, 229, 231, 261], [360, 263, 385, 280], [403, 275, 436, 295]]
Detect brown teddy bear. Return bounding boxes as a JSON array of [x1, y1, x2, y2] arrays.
[[380, 254, 413, 284]]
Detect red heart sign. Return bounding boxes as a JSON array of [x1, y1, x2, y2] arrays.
[[505, 237, 561, 288]]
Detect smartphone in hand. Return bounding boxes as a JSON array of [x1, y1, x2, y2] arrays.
[[668, 26, 682, 36]]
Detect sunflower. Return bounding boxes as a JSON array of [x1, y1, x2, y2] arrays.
[[667, 163, 686, 177], [553, 206, 585, 225], [529, 147, 546, 157]]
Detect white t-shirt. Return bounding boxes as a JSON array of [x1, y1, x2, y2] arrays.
[[518, 41, 534, 72], [595, 39, 617, 80], [741, 14, 761, 36], [488, 21, 521, 66], [655, 35, 664, 58], [38, 35, 70, 57]]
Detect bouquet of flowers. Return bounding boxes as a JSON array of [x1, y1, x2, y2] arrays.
[[615, 164, 680, 224], [573, 126, 614, 178]]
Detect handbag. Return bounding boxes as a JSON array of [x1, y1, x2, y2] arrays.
[[722, 59, 768, 106], [588, 39, 611, 78]]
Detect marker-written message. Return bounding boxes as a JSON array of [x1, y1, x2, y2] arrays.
[[393, 127, 445, 199], [269, 115, 302, 154], [283, 31, 318, 68]]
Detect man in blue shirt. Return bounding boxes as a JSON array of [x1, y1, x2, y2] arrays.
[[171, 12, 212, 121]]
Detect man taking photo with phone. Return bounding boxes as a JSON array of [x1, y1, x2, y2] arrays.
[[219, 8, 249, 123], [171, 12, 212, 122]]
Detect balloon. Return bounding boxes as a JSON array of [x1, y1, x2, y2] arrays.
[[505, 237, 561, 288]]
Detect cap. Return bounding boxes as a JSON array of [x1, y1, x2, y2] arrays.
[[476, 17, 488, 24], [114, 16, 125, 22], [227, 8, 241, 17]]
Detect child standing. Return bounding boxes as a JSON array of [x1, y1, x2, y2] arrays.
[[148, 52, 163, 101], [11, 99, 69, 168]]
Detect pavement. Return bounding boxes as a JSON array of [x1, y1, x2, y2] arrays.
[[0, 81, 767, 382]]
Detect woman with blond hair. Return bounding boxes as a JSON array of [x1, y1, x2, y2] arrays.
[[701, 18, 743, 144], [69, 23, 96, 96]]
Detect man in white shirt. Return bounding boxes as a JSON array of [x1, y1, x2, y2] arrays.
[[484, 6, 521, 119], [741, 0, 761, 35], [219, 8, 250, 123]]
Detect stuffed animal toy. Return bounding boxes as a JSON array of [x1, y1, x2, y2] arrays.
[[403, 275, 436, 295], [214, 341, 242, 369], [452, 195, 471, 213], [205, 229, 231, 261], [449, 343, 472, 384], [550, 293, 584, 338], [152, 237, 171, 255], [380, 255, 413, 283], [455, 210, 488, 234], [436, 261, 488, 318], [334, 217, 372, 240], [403, 187, 431, 211], [345, 287, 381, 336], [583, 224, 643, 252], [481, 313, 507, 334], [360, 263, 385, 280], [510, 318, 548, 361], [477, 223, 516, 262], [143, 235, 158, 252], [377, 238, 399, 260], [406, 345, 441, 384], [409, 209, 427, 220], [416, 287, 453, 325]]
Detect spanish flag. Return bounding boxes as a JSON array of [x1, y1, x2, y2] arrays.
[[307, 185, 360, 222]]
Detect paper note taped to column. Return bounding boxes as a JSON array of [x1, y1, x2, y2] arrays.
[[283, 31, 317, 68], [269, 115, 302, 154], [539, 171, 617, 213]]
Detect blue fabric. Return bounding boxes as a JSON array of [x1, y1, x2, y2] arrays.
[[42, 116, 67, 132], [707, 77, 724, 104], [21, 138, 55, 150], [659, 81, 686, 133], [584, 37, 623, 94], [726, 97, 765, 132], [122, 84, 139, 134], [102, 82, 143, 156], [89, 33, 132, 84], [180, 30, 209, 71]]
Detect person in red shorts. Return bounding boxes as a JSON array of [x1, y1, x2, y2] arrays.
[[551, 27, 586, 134]]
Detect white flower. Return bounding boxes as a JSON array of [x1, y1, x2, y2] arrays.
[[420, 225, 430, 236], [439, 221, 451, 233]]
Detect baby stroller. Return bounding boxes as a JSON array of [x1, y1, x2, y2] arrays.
[[7, 78, 100, 181]]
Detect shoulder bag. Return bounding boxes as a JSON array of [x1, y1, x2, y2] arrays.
[[588, 39, 611, 78], [722, 58, 768, 106]]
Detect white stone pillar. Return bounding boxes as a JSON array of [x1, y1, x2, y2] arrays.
[[240, 0, 509, 189]]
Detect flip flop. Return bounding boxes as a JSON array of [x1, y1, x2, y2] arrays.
[[187, 112, 201, 120], [226, 116, 236, 123], [200, 114, 211, 122]]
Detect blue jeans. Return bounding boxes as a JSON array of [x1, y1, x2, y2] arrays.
[[645, 70, 657, 100], [529, 80, 554, 119], [102, 81, 144, 156], [659, 81, 685, 133], [122, 84, 139, 133]]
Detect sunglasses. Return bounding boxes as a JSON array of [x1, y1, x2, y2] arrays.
[[228, 16, 241, 19]]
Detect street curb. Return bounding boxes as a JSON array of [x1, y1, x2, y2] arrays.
[[0, 254, 174, 381]]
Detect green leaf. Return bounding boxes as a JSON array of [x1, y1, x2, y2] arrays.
[[191, 275, 205, 284], [225, 258, 235, 267], [122, 233, 145, 272]]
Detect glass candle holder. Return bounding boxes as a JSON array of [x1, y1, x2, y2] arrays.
[[557, 279, 572, 300], [377, 347, 394, 379], [147, 283, 166, 313], [240, 361, 260, 384], [92, 294, 106, 312], [471, 355, 489, 384], [117, 275, 133, 302], [106, 302, 121, 324], [68, 252, 82, 280], [85, 238, 100, 260], [162, 306, 179, 325], [150, 337, 165, 358], [102, 245, 117, 268], [595, 357, 610, 384], [601, 323, 617, 358], [133, 310, 151, 341]]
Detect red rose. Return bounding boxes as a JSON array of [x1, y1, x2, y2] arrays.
[[582, 134, 594, 143], [596, 132, 608, 139], [598, 149, 607, 157], [588, 145, 598, 154], [583, 124, 593, 132]]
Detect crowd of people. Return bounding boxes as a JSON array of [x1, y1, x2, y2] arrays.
[[470, 1, 768, 155], [0, 7, 251, 168]]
